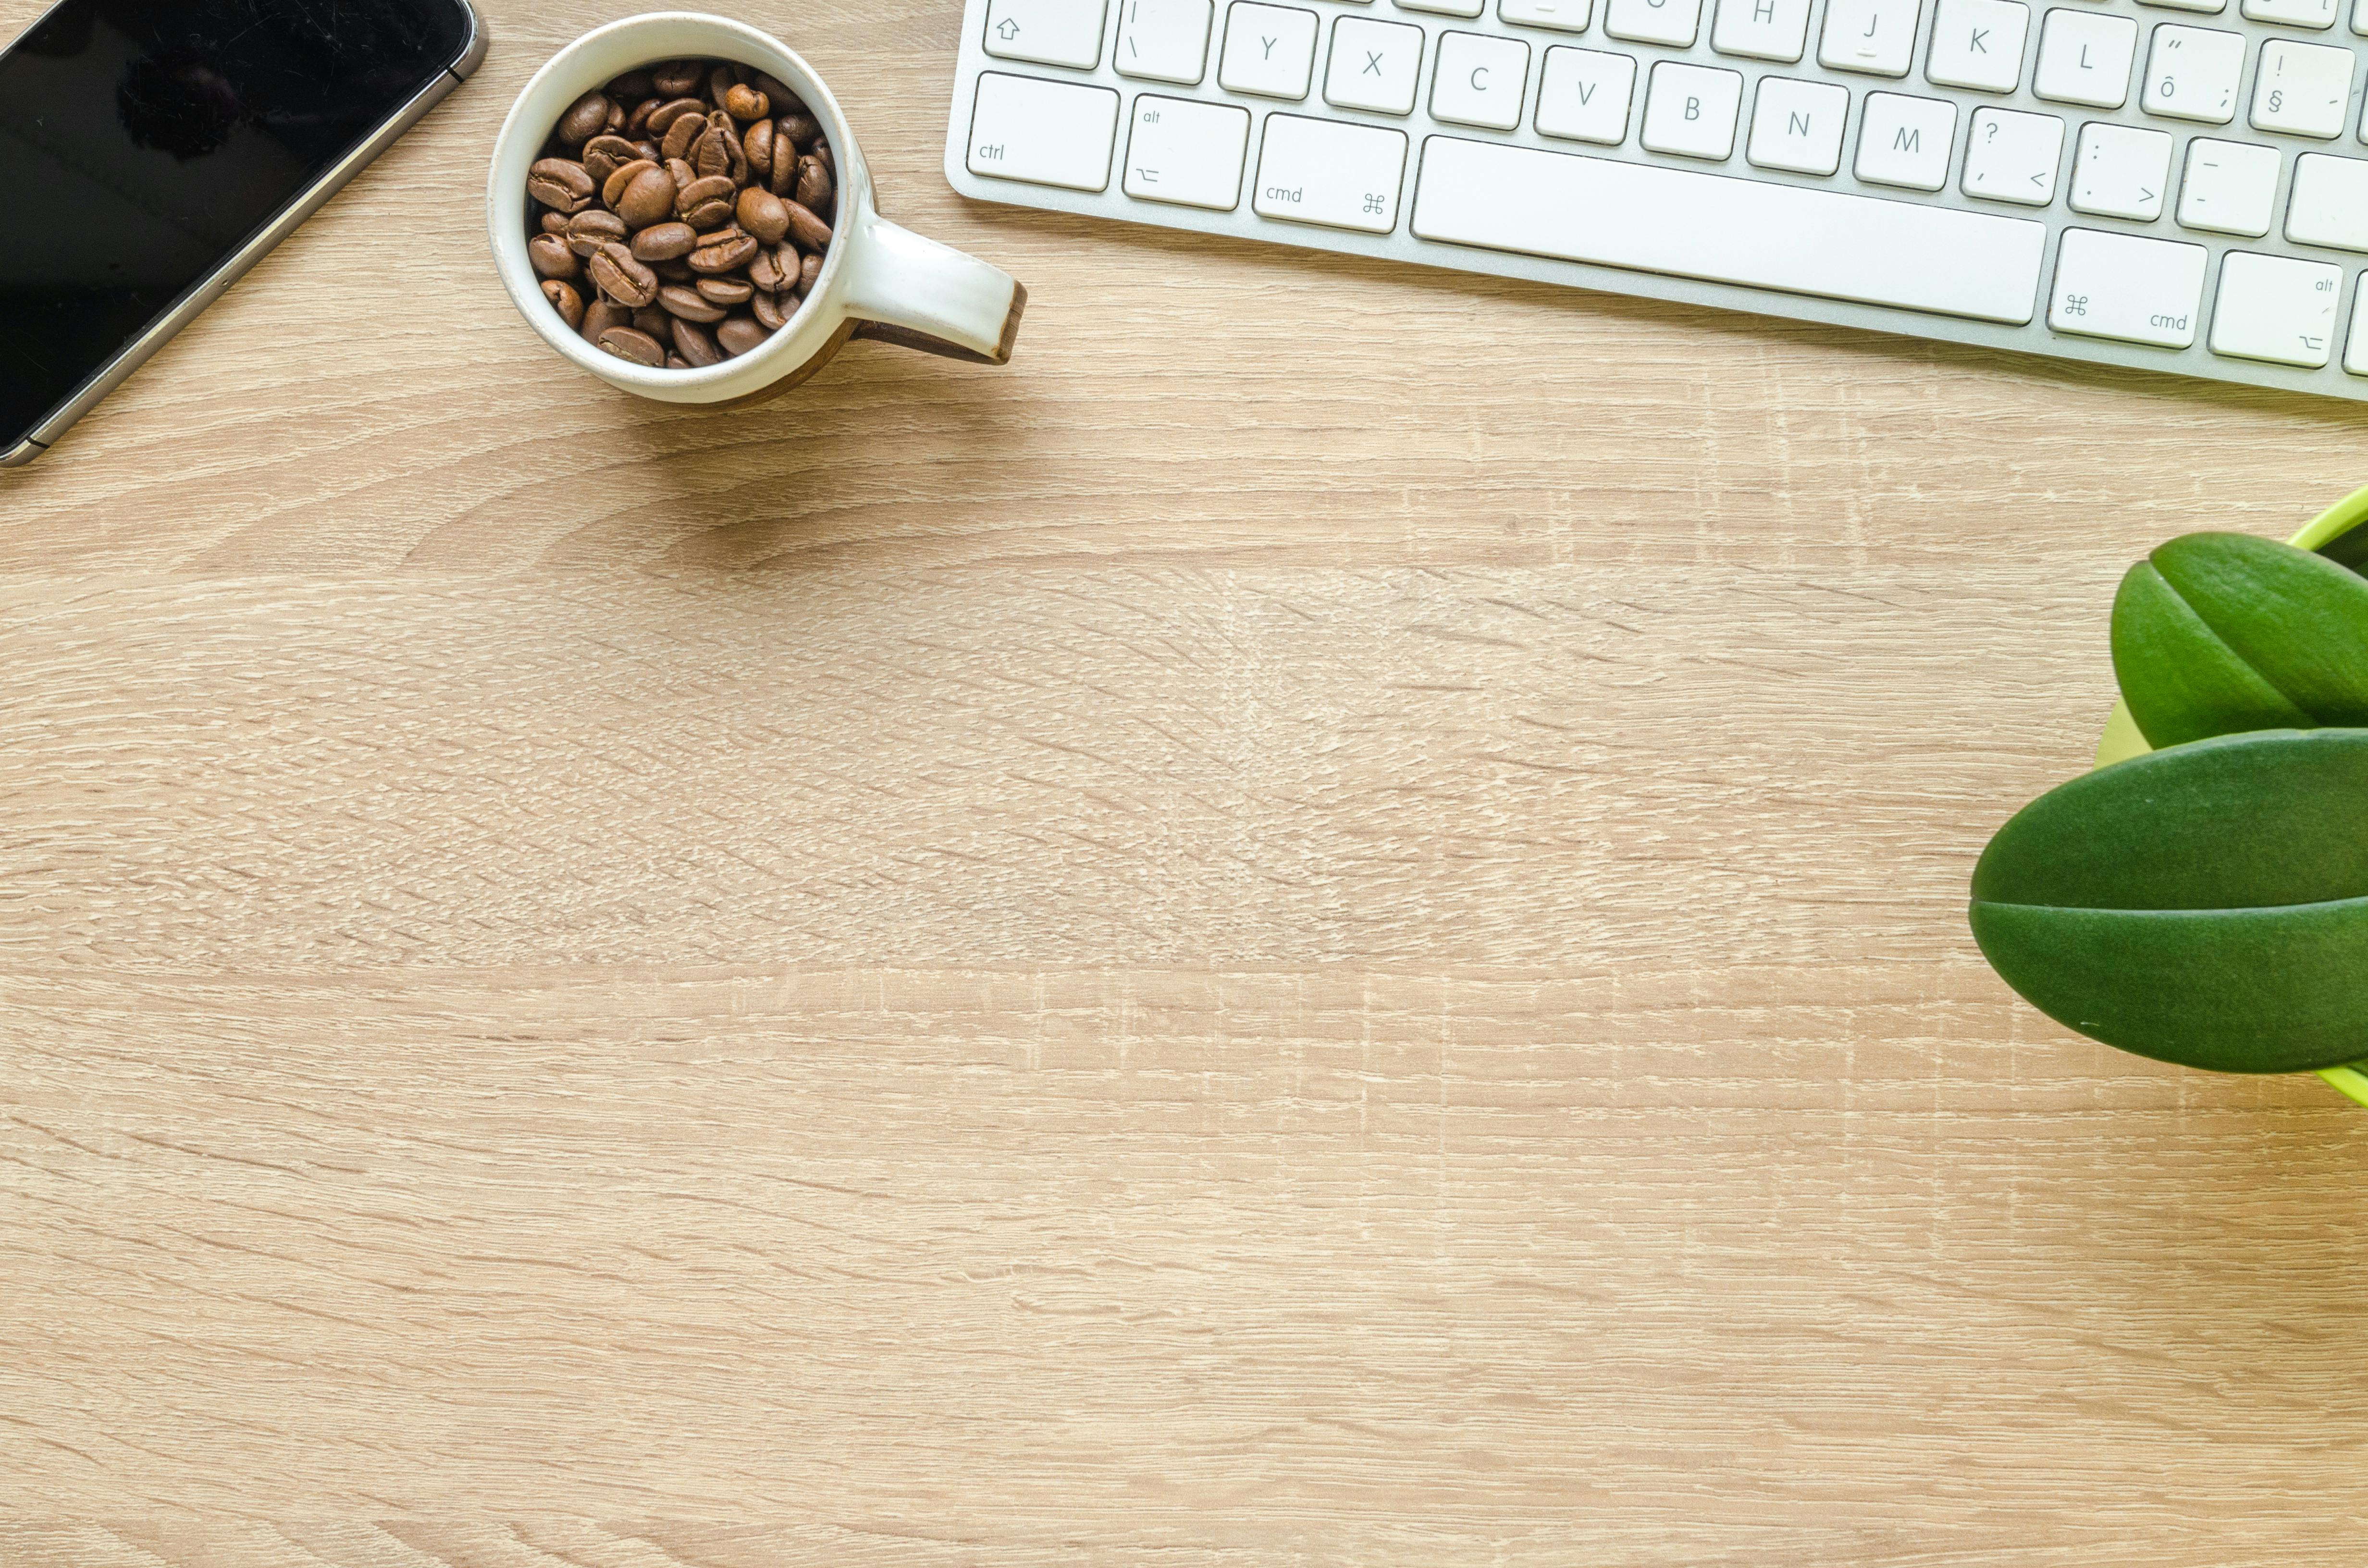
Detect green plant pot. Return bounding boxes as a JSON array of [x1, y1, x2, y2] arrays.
[[2091, 481, 2368, 1107]]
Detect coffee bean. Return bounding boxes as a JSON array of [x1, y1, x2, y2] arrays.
[[540, 211, 570, 235], [692, 127, 732, 182], [677, 174, 738, 230], [654, 258, 697, 283], [697, 275, 754, 306], [796, 156, 833, 212], [659, 283, 728, 323], [616, 166, 679, 230], [719, 120, 751, 184], [565, 208, 628, 256], [751, 289, 789, 331], [745, 118, 775, 180], [608, 69, 655, 100], [814, 138, 833, 172], [661, 112, 704, 163], [708, 64, 740, 105], [723, 84, 769, 122], [652, 60, 703, 98], [580, 298, 628, 346], [558, 92, 612, 145], [528, 233, 579, 281], [527, 158, 595, 212], [542, 280, 586, 331], [736, 186, 789, 244], [581, 134, 641, 184], [666, 355, 692, 369], [596, 326, 667, 366], [782, 200, 832, 251], [634, 139, 662, 164], [770, 136, 797, 196], [588, 242, 660, 307], [601, 158, 657, 209], [631, 220, 699, 262], [752, 72, 800, 107], [633, 305, 672, 340], [798, 251, 823, 294], [672, 318, 723, 367], [717, 317, 771, 357], [690, 231, 760, 274], [625, 96, 660, 138], [778, 111, 822, 148], [647, 97, 707, 136], [748, 249, 788, 294]]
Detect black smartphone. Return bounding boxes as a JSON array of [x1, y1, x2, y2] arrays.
[[0, 0, 487, 466]]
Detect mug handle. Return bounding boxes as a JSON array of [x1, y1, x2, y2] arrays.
[[839, 210, 1027, 366]]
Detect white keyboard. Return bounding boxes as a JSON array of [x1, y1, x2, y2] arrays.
[[942, 0, 2368, 399]]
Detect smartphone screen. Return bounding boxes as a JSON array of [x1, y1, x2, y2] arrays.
[[0, 0, 476, 455]]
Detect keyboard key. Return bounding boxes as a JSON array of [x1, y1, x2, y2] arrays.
[[1431, 32, 1534, 127], [2251, 40, 2356, 136], [2287, 151, 2368, 246], [1253, 112, 1409, 229], [2070, 121, 2172, 216], [1641, 61, 1744, 156], [1326, 16, 1426, 112], [1962, 106, 2065, 202], [1747, 76, 1850, 171], [966, 73, 1122, 188], [1410, 133, 2047, 320], [2210, 250, 2342, 362], [2141, 25, 2245, 122], [1116, 0, 1217, 81], [1124, 94, 1252, 205], [1394, 0, 1487, 15], [2244, 0, 2339, 26], [1926, 0, 2032, 91], [1714, 0, 1815, 59], [2034, 9, 2138, 106], [2347, 286, 2368, 371], [986, 0, 1111, 67], [1536, 46, 1637, 140], [1607, 0, 1705, 45], [2179, 136, 2282, 231], [1855, 91, 1958, 186], [1820, 0, 1922, 75], [1220, 1, 1321, 95], [2049, 227, 2208, 345], [1499, 0, 1594, 28], [2357, 0, 2368, 32]]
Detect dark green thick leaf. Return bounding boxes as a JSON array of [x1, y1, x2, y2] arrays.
[[1970, 729, 2368, 1073], [2111, 531, 2368, 748]]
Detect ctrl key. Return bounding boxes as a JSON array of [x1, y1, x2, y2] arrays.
[[2047, 227, 2208, 349], [967, 72, 1122, 191]]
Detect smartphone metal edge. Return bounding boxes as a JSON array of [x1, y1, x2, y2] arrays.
[[0, 0, 490, 468]]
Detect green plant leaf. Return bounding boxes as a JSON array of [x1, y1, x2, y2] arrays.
[[2111, 531, 2368, 748], [1970, 728, 2368, 1074]]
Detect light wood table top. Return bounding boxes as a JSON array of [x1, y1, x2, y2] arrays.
[[5, 1, 2367, 1561]]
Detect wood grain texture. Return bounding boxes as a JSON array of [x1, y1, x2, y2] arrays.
[[4, 0, 2368, 1561]]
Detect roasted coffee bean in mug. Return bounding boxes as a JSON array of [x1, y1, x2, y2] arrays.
[[524, 57, 839, 369]]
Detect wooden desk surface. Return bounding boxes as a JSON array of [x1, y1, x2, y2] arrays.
[[5, 2, 2367, 1561]]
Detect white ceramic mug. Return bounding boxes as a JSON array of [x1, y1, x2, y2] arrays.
[[488, 12, 1025, 403]]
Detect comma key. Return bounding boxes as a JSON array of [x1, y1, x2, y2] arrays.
[[2047, 226, 2208, 348], [1251, 113, 1409, 232]]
